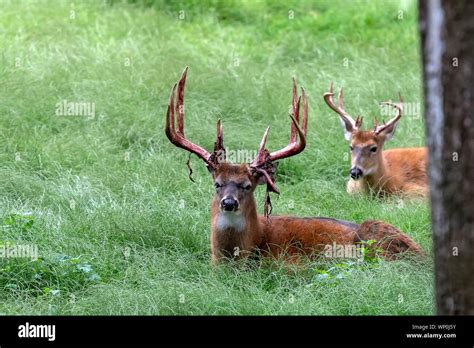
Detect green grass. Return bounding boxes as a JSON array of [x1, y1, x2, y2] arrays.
[[0, 0, 433, 315]]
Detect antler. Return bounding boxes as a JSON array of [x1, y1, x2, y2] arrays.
[[323, 82, 362, 131], [374, 93, 403, 135], [165, 67, 224, 171], [250, 78, 308, 193], [270, 78, 308, 162]]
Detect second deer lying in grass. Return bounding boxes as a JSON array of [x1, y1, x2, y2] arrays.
[[323, 83, 428, 197], [165, 68, 424, 263]]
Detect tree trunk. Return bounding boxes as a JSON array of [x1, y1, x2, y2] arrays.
[[419, 0, 474, 315]]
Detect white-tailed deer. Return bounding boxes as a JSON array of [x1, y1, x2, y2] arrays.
[[165, 68, 424, 263], [323, 83, 428, 197]]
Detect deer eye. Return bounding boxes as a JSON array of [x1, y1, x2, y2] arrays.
[[238, 184, 252, 191], [349, 145, 354, 151], [214, 183, 222, 189], [370, 146, 378, 153]]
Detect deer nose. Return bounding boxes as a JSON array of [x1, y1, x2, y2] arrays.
[[350, 167, 363, 180], [221, 197, 239, 211]]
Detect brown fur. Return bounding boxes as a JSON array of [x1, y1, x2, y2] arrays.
[[356, 220, 425, 259], [348, 131, 428, 197], [210, 163, 424, 263]]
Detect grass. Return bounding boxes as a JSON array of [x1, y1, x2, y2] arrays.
[[0, 0, 433, 315]]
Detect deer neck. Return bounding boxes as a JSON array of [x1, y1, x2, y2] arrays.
[[211, 194, 263, 259]]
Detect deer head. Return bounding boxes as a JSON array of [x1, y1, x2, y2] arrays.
[[165, 67, 308, 216], [323, 82, 403, 180]]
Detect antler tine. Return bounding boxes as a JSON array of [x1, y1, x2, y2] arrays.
[[375, 93, 404, 134], [290, 77, 300, 144], [165, 67, 214, 169], [323, 82, 358, 131], [251, 126, 270, 168], [338, 87, 345, 110], [209, 118, 226, 165], [216, 119, 223, 147], [176, 66, 188, 135], [165, 83, 177, 142], [269, 82, 308, 162], [301, 86, 309, 136], [323, 82, 339, 115], [373, 116, 379, 131]]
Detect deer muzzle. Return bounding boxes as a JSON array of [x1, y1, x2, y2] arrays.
[[220, 197, 239, 212], [350, 167, 363, 180]]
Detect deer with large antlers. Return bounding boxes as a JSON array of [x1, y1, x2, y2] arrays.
[[323, 83, 428, 197], [165, 68, 423, 263]]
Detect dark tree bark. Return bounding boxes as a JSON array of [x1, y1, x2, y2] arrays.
[[419, 0, 474, 315]]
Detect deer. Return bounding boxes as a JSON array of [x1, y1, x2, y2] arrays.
[[323, 83, 428, 197], [165, 68, 424, 264]]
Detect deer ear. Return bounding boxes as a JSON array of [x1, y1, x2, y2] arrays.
[[208, 166, 216, 178], [249, 170, 267, 185], [249, 165, 280, 193], [376, 120, 400, 141], [338, 116, 361, 141], [339, 118, 354, 141], [254, 174, 267, 185]]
